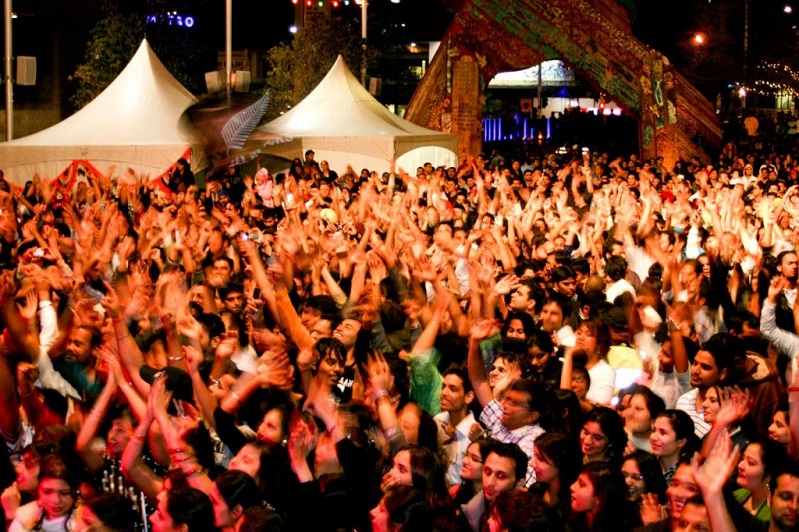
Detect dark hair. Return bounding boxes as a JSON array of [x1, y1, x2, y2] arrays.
[[748, 439, 789, 481], [575, 461, 631, 530], [526, 328, 555, 356], [605, 256, 628, 282], [488, 442, 529, 484], [215, 470, 260, 515], [552, 389, 584, 435], [237, 506, 290, 532], [699, 333, 741, 381], [583, 407, 628, 464], [38, 453, 80, 490], [623, 451, 667, 503], [630, 387, 666, 424], [577, 318, 611, 359], [491, 490, 563, 532], [551, 265, 576, 284], [534, 432, 581, 507], [384, 485, 433, 532], [502, 311, 537, 340], [495, 351, 529, 378], [770, 460, 799, 494], [508, 378, 551, 420], [312, 337, 346, 372], [655, 410, 699, 460], [442, 364, 473, 395], [166, 487, 219, 531], [396, 445, 450, 509], [84, 493, 138, 530]]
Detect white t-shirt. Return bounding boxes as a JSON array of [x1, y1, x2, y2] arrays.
[[586, 359, 616, 405]]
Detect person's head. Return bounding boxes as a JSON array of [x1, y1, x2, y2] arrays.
[[533, 432, 580, 500], [461, 438, 494, 483], [538, 297, 566, 333], [105, 405, 135, 458], [621, 451, 667, 503], [389, 445, 448, 508], [488, 352, 525, 389], [78, 493, 138, 531], [575, 318, 611, 359], [605, 255, 629, 282], [650, 410, 695, 463], [150, 486, 217, 532], [625, 387, 666, 437], [439, 365, 475, 416], [332, 318, 362, 348], [551, 265, 578, 299], [255, 403, 291, 446], [580, 407, 627, 464], [674, 495, 710, 532], [778, 250, 799, 281], [500, 378, 548, 431], [501, 311, 536, 341], [64, 324, 102, 364], [769, 462, 799, 531], [220, 283, 244, 313], [737, 440, 787, 494], [14, 441, 56, 493], [236, 505, 289, 532], [570, 365, 590, 399], [370, 485, 432, 532], [209, 255, 233, 288], [690, 334, 735, 389], [482, 442, 529, 502], [525, 329, 556, 375], [487, 490, 560, 532], [667, 461, 699, 521], [37, 454, 80, 520], [311, 337, 346, 387], [700, 386, 724, 425], [509, 280, 545, 314], [570, 461, 627, 524], [769, 409, 792, 447], [209, 470, 260, 529]]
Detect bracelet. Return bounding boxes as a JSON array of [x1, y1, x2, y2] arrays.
[[372, 388, 389, 401], [209, 377, 220, 387], [185, 467, 203, 479], [231, 390, 242, 403], [133, 433, 146, 442], [17, 387, 33, 398], [116, 332, 132, 341], [787, 387, 799, 393], [168, 355, 185, 362]]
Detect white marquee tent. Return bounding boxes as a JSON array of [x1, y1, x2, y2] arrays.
[[0, 39, 199, 185], [249, 55, 458, 174]]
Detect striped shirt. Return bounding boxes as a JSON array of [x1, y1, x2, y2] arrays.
[[675, 388, 710, 438]]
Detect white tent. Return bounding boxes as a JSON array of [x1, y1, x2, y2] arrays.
[[0, 39, 199, 185], [250, 55, 458, 174]]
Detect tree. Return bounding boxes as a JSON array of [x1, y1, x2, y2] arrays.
[[265, 16, 369, 121], [70, 0, 210, 110]]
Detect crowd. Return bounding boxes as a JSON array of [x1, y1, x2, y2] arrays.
[[2, 137, 799, 532]]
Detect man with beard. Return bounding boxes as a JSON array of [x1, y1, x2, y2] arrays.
[[775, 250, 798, 333], [51, 325, 105, 403], [434, 365, 476, 487]]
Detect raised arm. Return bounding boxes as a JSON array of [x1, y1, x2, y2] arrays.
[[467, 320, 498, 409]]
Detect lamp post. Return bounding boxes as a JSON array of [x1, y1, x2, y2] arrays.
[[226, 0, 232, 101], [360, 0, 367, 86], [4, 0, 12, 140]]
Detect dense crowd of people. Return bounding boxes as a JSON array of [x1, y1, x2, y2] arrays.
[[2, 137, 799, 531]]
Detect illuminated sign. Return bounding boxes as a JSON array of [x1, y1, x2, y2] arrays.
[[146, 12, 195, 27]]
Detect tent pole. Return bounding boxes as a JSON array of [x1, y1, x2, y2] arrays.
[[360, 0, 367, 86], [225, 0, 232, 101], [4, 0, 12, 140]]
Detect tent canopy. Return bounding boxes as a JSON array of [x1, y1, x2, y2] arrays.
[[0, 39, 199, 185], [251, 56, 457, 174]]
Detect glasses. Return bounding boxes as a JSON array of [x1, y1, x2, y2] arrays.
[[572, 377, 587, 384], [463, 453, 483, 464], [623, 472, 645, 482]]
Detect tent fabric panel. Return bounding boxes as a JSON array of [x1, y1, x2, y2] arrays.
[[0, 144, 191, 184]]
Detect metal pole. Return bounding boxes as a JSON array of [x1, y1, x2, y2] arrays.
[[4, 0, 12, 140], [361, 0, 367, 86], [742, 0, 748, 109], [225, 0, 232, 101]]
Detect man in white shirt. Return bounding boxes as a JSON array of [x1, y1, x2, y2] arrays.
[[434, 366, 476, 487]]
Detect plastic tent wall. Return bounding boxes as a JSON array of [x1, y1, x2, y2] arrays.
[[0, 39, 199, 185], [250, 55, 458, 174]]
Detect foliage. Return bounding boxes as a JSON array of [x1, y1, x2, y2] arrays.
[[264, 16, 369, 121], [69, 0, 210, 110], [69, 1, 143, 110]]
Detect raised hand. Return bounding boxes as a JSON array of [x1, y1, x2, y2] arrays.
[[365, 352, 394, 396], [470, 319, 499, 342], [692, 431, 740, 496]]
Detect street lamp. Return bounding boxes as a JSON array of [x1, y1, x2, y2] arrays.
[[4, 0, 12, 140]]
